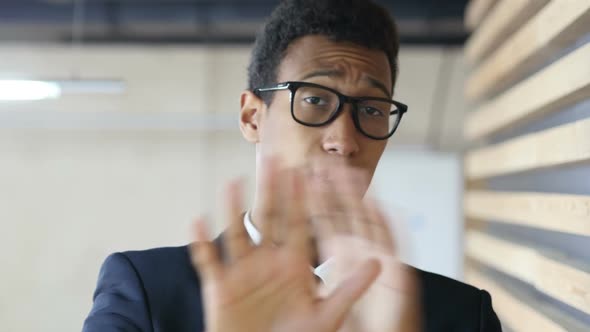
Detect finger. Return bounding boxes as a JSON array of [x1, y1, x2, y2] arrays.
[[305, 160, 342, 238], [259, 156, 281, 245], [365, 197, 396, 252], [326, 167, 351, 235], [190, 218, 223, 281], [223, 178, 252, 261], [308, 182, 337, 261], [274, 167, 295, 244], [285, 168, 311, 259], [338, 167, 372, 241], [396, 267, 421, 332], [318, 258, 381, 329]]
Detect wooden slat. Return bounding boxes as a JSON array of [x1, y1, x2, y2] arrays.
[[465, 0, 497, 30], [465, 118, 590, 179], [465, 43, 590, 140], [466, 231, 538, 283], [465, 190, 590, 236], [466, 231, 590, 315], [466, 268, 568, 332], [465, 0, 590, 102], [465, 0, 550, 64]]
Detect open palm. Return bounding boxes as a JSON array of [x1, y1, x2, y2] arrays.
[[318, 234, 419, 332], [310, 168, 420, 332], [190, 166, 381, 332]]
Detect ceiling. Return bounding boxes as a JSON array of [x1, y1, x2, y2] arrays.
[[0, 0, 470, 45]]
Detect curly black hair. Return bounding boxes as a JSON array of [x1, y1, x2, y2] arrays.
[[247, 0, 399, 104]]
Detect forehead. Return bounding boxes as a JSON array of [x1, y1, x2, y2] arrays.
[[277, 35, 392, 92]]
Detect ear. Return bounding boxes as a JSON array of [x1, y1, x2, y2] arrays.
[[239, 90, 265, 143]]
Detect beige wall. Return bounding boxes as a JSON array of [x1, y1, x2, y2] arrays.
[[0, 130, 255, 331]]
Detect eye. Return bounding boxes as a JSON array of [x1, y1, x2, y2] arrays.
[[305, 96, 332, 106], [360, 106, 385, 117]]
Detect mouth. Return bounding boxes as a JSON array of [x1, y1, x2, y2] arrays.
[[303, 169, 337, 192], [297, 159, 371, 197], [303, 163, 343, 181]]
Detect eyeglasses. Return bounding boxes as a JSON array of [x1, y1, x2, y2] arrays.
[[253, 81, 408, 140]]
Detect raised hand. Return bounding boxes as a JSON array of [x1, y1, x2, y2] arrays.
[[190, 161, 382, 332], [310, 167, 420, 332]]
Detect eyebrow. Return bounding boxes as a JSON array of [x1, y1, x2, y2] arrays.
[[300, 69, 392, 98]]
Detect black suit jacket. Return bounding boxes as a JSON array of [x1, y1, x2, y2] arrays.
[[83, 243, 502, 332]]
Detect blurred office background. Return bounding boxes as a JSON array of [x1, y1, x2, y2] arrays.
[[0, 1, 588, 331]]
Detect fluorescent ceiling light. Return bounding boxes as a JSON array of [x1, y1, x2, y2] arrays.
[[0, 80, 61, 101], [0, 79, 125, 101]]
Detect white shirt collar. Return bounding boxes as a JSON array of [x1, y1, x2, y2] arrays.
[[243, 210, 263, 245], [243, 211, 329, 280]]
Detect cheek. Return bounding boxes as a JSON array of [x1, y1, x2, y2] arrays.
[[360, 140, 387, 167], [260, 105, 320, 164], [372, 142, 387, 158], [262, 102, 300, 140], [281, 125, 322, 165]]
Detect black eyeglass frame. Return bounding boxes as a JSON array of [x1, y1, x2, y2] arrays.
[[253, 81, 408, 140]]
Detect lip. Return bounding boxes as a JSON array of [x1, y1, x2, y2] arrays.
[[305, 169, 335, 184], [302, 171, 333, 193], [308, 172, 332, 182], [304, 165, 334, 179], [304, 167, 370, 198]]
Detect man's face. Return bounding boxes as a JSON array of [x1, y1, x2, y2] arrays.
[[241, 35, 393, 196]]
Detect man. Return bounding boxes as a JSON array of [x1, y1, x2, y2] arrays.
[[83, 0, 502, 331]]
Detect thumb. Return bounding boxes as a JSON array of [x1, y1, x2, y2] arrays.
[[318, 258, 381, 329]]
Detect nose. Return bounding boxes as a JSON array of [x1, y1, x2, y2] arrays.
[[321, 104, 360, 157]]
